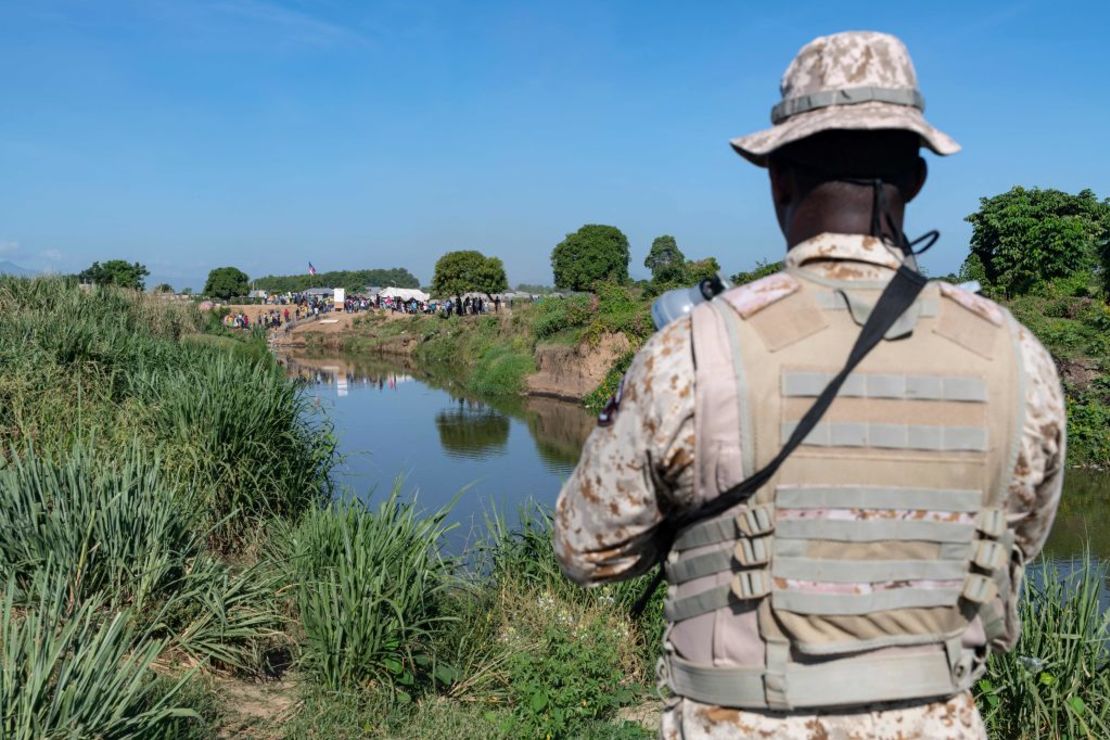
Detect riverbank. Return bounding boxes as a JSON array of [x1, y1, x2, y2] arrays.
[[286, 276, 1110, 468], [281, 283, 648, 405], [2, 277, 1106, 739]]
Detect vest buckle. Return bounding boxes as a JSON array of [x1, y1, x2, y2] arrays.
[[961, 573, 999, 604], [736, 504, 775, 536], [731, 570, 771, 600], [734, 536, 771, 566], [973, 539, 1008, 572]]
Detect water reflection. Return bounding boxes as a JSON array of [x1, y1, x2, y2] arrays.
[[1044, 470, 1110, 560], [435, 399, 511, 459], [280, 349, 593, 535], [524, 396, 596, 471]]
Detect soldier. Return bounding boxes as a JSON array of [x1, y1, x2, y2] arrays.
[[554, 31, 1065, 739]]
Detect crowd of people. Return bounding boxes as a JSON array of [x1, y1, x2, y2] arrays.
[[224, 288, 539, 332]]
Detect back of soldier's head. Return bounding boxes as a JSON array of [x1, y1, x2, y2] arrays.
[[769, 129, 925, 202]]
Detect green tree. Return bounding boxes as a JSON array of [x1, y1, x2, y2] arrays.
[[431, 250, 508, 302], [731, 258, 784, 285], [204, 267, 250, 301], [551, 225, 630, 291], [644, 235, 686, 282], [153, 283, 174, 294], [77, 260, 149, 290], [683, 257, 721, 285], [963, 187, 1110, 297], [252, 267, 420, 294]]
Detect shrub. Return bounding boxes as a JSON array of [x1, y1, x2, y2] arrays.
[[531, 295, 593, 339], [483, 509, 658, 738], [584, 282, 652, 344]]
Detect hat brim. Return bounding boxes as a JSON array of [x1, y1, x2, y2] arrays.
[[730, 101, 960, 166]]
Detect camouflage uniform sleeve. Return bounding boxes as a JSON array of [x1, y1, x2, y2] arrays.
[[554, 318, 696, 586], [1007, 324, 1067, 561]]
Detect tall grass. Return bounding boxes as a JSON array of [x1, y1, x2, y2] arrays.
[[0, 277, 325, 736], [0, 445, 280, 670], [0, 568, 196, 739], [273, 490, 457, 693], [0, 276, 335, 549], [977, 555, 1110, 739]]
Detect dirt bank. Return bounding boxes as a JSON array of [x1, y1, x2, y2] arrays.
[[526, 333, 631, 401], [282, 312, 632, 403]]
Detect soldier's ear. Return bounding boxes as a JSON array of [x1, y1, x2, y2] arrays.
[[769, 159, 793, 208], [903, 156, 927, 203]]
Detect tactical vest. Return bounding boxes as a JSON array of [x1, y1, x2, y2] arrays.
[[663, 268, 1026, 711]]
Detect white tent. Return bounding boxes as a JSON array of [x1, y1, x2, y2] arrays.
[[380, 287, 430, 302]]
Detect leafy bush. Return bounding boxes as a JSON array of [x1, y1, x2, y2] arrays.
[[531, 294, 593, 339], [504, 605, 640, 738], [964, 187, 1110, 298], [483, 509, 657, 738], [584, 282, 653, 344], [275, 492, 457, 695]]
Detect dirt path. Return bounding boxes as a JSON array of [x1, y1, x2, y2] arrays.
[[210, 676, 297, 739]]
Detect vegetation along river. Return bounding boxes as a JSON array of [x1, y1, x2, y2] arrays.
[[284, 350, 1110, 567]]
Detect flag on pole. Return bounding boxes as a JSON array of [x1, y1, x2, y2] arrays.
[[308, 262, 317, 276]]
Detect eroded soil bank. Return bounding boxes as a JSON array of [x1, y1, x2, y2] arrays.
[[274, 308, 631, 403]]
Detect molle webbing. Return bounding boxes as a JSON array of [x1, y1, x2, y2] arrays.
[[665, 644, 971, 710], [663, 274, 1023, 711], [782, 371, 987, 402], [780, 421, 988, 452]]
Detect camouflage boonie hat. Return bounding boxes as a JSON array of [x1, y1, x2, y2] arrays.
[[730, 31, 960, 166]]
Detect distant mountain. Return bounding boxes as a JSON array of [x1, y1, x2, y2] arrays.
[[0, 261, 35, 277]]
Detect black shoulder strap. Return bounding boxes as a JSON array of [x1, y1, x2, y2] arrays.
[[631, 264, 928, 616]]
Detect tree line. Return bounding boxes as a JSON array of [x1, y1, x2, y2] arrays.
[[253, 267, 420, 294], [69, 186, 1110, 304]]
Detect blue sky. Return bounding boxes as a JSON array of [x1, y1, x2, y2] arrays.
[[2, 0, 1108, 290]]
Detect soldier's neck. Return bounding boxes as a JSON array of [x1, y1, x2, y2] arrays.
[[785, 211, 906, 249], [783, 192, 906, 249]]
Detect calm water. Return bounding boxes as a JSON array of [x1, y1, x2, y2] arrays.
[[281, 351, 593, 547], [283, 350, 1109, 565]]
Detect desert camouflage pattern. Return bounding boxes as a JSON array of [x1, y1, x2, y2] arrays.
[[660, 690, 986, 740], [730, 31, 960, 165], [554, 232, 1066, 738]]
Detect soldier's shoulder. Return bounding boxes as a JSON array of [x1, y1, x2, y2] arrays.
[[632, 315, 694, 376], [935, 281, 1005, 326], [719, 271, 800, 319]]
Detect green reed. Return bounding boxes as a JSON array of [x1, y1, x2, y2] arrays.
[[0, 445, 280, 670], [0, 567, 195, 739], [272, 489, 457, 694], [977, 554, 1110, 739]]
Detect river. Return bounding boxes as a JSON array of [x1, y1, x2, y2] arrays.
[[283, 350, 1109, 566]]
